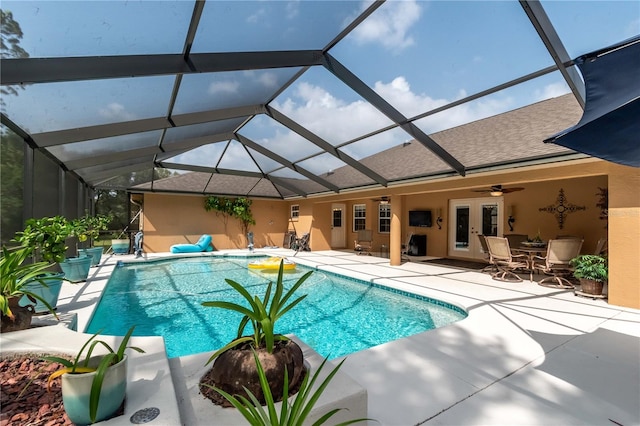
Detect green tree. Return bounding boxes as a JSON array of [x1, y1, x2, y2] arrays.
[[95, 168, 174, 231], [0, 127, 24, 246], [1, 9, 30, 110]]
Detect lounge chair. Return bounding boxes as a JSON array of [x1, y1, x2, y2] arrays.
[[533, 238, 583, 289], [354, 229, 373, 256], [170, 234, 214, 253], [485, 236, 528, 282]]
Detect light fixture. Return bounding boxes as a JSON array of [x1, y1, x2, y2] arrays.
[[490, 190, 503, 197], [508, 205, 515, 231], [436, 208, 443, 230], [379, 196, 390, 204]]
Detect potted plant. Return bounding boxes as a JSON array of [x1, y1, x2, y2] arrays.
[[110, 231, 130, 255], [44, 326, 145, 424], [571, 254, 608, 296], [75, 213, 113, 266], [1, 246, 58, 332], [200, 260, 312, 406], [13, 216, 72, 304], [204, 349, 369, 425]]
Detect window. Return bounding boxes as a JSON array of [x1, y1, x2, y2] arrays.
[[290, 204, 299, 221], [353, 204, 366, 231], [378, 203, 391, 233]]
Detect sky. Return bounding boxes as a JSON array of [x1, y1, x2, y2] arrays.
[[2, 0, 639, 179]]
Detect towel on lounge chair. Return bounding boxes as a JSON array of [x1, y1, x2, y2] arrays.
[[170, 234, 214, 253]]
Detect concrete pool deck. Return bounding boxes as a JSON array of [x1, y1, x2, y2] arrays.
[[2, 248, 639, 425]]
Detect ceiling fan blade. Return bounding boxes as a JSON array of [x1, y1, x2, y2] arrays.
[[502, 187, 525, 193]]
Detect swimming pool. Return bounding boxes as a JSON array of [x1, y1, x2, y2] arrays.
[[86, 257, 467, 359]]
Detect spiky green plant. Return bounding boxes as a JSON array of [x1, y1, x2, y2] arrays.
[[0, 245, 57, 319], [44, 326, 145, 423], [202, 260, 312, 364], [203, 349, 371, 426]]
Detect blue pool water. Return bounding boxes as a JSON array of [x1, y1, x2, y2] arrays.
[[86, 257, 467, 359]]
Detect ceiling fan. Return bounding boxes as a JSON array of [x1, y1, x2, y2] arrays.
[[472, 185, 524, 197], [372, 196, 391, 204]]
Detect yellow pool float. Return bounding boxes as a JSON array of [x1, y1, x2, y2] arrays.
[[248, 257, 296, 271]]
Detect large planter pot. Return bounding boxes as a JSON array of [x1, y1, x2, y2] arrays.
[[61, 355, 128, 425], [22, 272, 65, 314], [78, 247, 104, 267], [200, 339, 304, 407], [111, 239, 130, 255], [579, 278, 604, 295], [59, 255, 93, 283], [1, 297, 34, 333]]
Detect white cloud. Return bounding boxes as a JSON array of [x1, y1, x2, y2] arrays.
[[285, 1, 300, 20], [373, 76, 450, 117], [268, 78, 516, 159], [208, 81, 240, 95], [243, 70, 279, 89], [351, 0, 422, 51], [247, 7, 266, 24], [98, 102, 136, 121], [533, 81, 571, 102]]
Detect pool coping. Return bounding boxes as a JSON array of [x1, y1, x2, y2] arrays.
[[2, 248, 639, 425]]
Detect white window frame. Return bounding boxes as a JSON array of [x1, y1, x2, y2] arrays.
[[290, 204, 299, 221], [378, 203, 391, 233], [353, 204, 366, 231]]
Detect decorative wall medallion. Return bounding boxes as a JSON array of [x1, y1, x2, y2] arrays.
[[596, 187, 608, 220], [539, 188, 586, 229]]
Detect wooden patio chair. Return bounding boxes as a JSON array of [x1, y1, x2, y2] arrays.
[[533, 238, 583, 289], [485, 236, 528, 282]]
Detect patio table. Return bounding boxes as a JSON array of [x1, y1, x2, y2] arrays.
[[512, 245, 547, 281]]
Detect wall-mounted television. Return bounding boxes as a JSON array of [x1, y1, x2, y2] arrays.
[[409, 210, 432, 227]]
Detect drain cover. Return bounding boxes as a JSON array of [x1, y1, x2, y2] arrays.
[[130, 407, 160, 424]]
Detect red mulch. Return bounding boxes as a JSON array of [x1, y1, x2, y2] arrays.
[[0, 354, 73, 426]]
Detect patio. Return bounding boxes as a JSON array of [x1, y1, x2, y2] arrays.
[[3, 249, 639, 425]]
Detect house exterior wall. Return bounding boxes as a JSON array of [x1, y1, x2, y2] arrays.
[[139, 158, 639, 309], [142, 194, 289, 252]]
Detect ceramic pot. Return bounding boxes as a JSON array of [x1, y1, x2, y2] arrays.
[[61, 355, 127, 425], [78, 247, 104, 267], [22, 272, 65, 313], [1, 297, 34, 333], [111, 239, 130, 255], [59, 255, 92, 283], [579, 278, 604, 295]]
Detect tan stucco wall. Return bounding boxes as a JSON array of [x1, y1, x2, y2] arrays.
[[139, 158, 639, 309], [606, 163, 640, 309], [141, 194, 289, 252]]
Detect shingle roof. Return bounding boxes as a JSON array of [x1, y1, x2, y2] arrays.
[[134, 94, 583, 198]]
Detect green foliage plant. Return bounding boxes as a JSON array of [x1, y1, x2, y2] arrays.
[[204, 196, 256, 235], [204, 349, 370, 426], [571, 254, 608, 283], [0, 246, 58, 319], [44, 326, 145, 424], [202, 260, 312, 364], [14, 216, 73, 263], [72, 213, 113, 246]]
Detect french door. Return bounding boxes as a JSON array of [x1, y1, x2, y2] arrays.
[[331, 203, 346, 248], [448, 197, 503, 260]]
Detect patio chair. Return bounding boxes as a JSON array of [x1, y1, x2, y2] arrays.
[[532, 238, 583, 289], [477, 235, 498, 273], [293, 233, 310, 255], [354, 229, 373, 256], [484, 236, 528, 282], [401, 232, 414, 260], [594, 237, 607, 255], [505, 234, 529, 249]]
